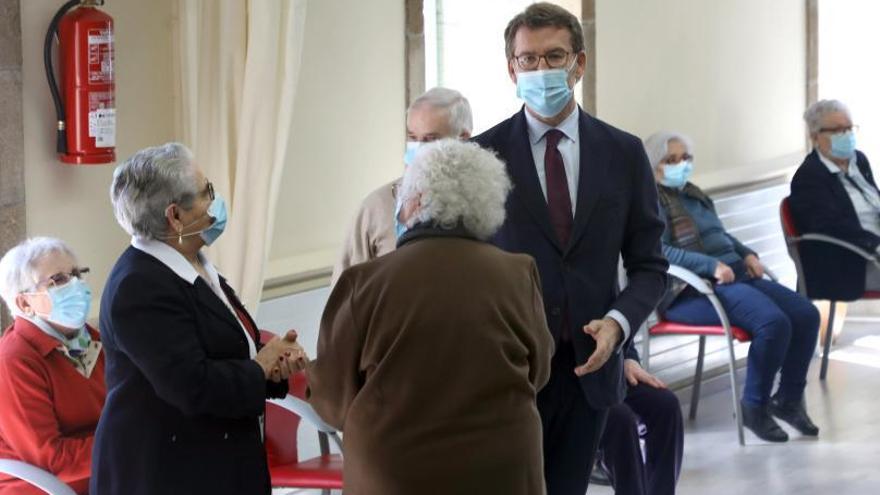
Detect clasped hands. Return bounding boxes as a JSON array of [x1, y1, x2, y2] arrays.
[[255, 330, 309, 383], [715, 254, 763, 284]]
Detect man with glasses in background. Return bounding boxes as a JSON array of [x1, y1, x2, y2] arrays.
[[791, 99, 880, 296], [475, 4, 668, 494], [331, 87, 472, 285]]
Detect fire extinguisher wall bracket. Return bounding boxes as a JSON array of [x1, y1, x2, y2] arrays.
[[44, 0, 116, 165]]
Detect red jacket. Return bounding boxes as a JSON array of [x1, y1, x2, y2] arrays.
[[0, 318, 106, 494]]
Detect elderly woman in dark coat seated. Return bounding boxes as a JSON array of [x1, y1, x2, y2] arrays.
[[790, 99, 880, 300], [308, 139, 554, 494], [91, 142, 307, 495], [645, 131, 820, 443], [0, 237, 105, 494]]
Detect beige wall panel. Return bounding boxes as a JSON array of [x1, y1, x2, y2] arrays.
[[20, 0, 176, 319], [596, 0, 806, 189], [268, 0, 405, 279]]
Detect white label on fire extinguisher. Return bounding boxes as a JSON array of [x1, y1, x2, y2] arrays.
[[88, 29, 114, 84], [89, 108, 116, 148]]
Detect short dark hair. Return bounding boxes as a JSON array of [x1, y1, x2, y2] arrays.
[[504, 2, 585, 60]]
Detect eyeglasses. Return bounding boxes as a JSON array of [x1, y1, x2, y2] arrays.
[[203, 180, 215, 201], [513, 50, 573, 71], [32, 267, 90, 290], [662, 153, 693, 164], [818, 125, 859, 136]]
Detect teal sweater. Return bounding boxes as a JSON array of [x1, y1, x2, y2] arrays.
[[660, 193, 756, 277]]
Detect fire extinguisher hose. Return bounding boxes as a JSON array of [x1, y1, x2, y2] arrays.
[[44, 0, 81, 155]]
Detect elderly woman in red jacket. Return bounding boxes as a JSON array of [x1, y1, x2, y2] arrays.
[[0, 237, 106, 494]]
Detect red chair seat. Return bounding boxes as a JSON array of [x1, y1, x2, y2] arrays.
[[269, 454, 344, 489], [863, 291, 880, 299], [650, 321, 751, 342]]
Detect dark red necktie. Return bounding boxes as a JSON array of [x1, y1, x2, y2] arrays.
[[544, 129, 573, 246]]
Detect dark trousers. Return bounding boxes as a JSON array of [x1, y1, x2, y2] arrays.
[[537, 343, 607, 495], [665, 276, 820, 405], [599, 383, 684, 495]]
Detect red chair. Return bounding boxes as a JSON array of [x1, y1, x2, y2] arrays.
[[260, 331, 343, 494], [642, 265, 770, 445], [779, 196, 880, 380]]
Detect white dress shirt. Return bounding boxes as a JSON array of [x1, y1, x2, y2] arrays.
[[525, 107, 580, 215], [131, 237, 257, 358], [818, 152, 880, 241], [523, 107, 631, 345]]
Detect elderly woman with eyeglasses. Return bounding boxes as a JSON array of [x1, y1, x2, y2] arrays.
[[790, 99, 880, 299], [309, 139, 554, 494], [0, 237, 105, 495], [90, 143, 306, 495], [646, 131, 820, 444]]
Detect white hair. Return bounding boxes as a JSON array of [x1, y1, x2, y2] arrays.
[[408, 87, 474, 137], [399, 139, 511, 240], [0, 237, 76, 318], [110, 142, 199, 240], [643, 131, 695, 170], [803, 99, 852, 134]]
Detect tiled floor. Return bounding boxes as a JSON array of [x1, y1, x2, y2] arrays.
[[262, 290, 880, 495]]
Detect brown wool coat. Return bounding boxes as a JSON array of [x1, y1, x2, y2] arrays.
[[308, 233, 554, 495]]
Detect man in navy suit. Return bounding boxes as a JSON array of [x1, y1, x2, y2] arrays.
[[474, 4, 668, 494]]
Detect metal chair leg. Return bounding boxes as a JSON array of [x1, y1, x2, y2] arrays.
[[642, 323, 651, 371], [820, 301, 836, 380], [726, 330, 745, 446], [689, 335, 706, 420]]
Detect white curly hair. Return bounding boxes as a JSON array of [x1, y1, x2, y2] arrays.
[[399, 139, 511, 240]]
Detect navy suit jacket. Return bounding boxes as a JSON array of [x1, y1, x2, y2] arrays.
[[91, 247, 286, 495], [475, 108, 668, 408], [789, 149, 880, 300]]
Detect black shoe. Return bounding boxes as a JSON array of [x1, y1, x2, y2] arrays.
[[741, 401, 789, 442], [770, 396, 820, 436]]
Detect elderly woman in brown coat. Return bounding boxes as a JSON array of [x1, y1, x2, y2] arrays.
[[308, 139, 554, 494]]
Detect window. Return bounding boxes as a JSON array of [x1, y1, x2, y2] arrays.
[[423, 0, 583, 133], [819, 0, 880, 159]]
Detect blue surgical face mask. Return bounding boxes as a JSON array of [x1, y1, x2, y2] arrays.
[[200, 195, 228, 246], [830, 131, 857, 160], [515, 65, 574, 118], [394, 197, 407, 239], [661, 160, 693, 189], [404, 141, 422, 167], [40, 278, 92, 330]]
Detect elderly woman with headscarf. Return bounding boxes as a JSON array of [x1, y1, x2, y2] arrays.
[[0, 237, 105, 494], [644, 131, 820, 443], [308, 139, 554, 494], [90, 143, 307, 495]]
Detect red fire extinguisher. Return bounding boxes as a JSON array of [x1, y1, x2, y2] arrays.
[[45, 0, 115, 165]]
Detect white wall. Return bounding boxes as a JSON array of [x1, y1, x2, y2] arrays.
[[595, 0, 807, 190], [20, 0, 177, 319], [267, 0, 405, 279]]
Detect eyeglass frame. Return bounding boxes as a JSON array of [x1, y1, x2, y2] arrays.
[[29, 267, 90, 292], [511, 49, 576, 71], [203, 180, 215, 201], [818, 125, 859, 136], [661, 153, 694, 165]]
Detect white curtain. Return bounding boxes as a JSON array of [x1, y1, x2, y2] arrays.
[[174, 0, 307, 309]]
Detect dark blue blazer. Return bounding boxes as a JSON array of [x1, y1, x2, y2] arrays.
[[475, 108, 668, 409], [91, 247, 287, 495], [789, 149, 880, 300]]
